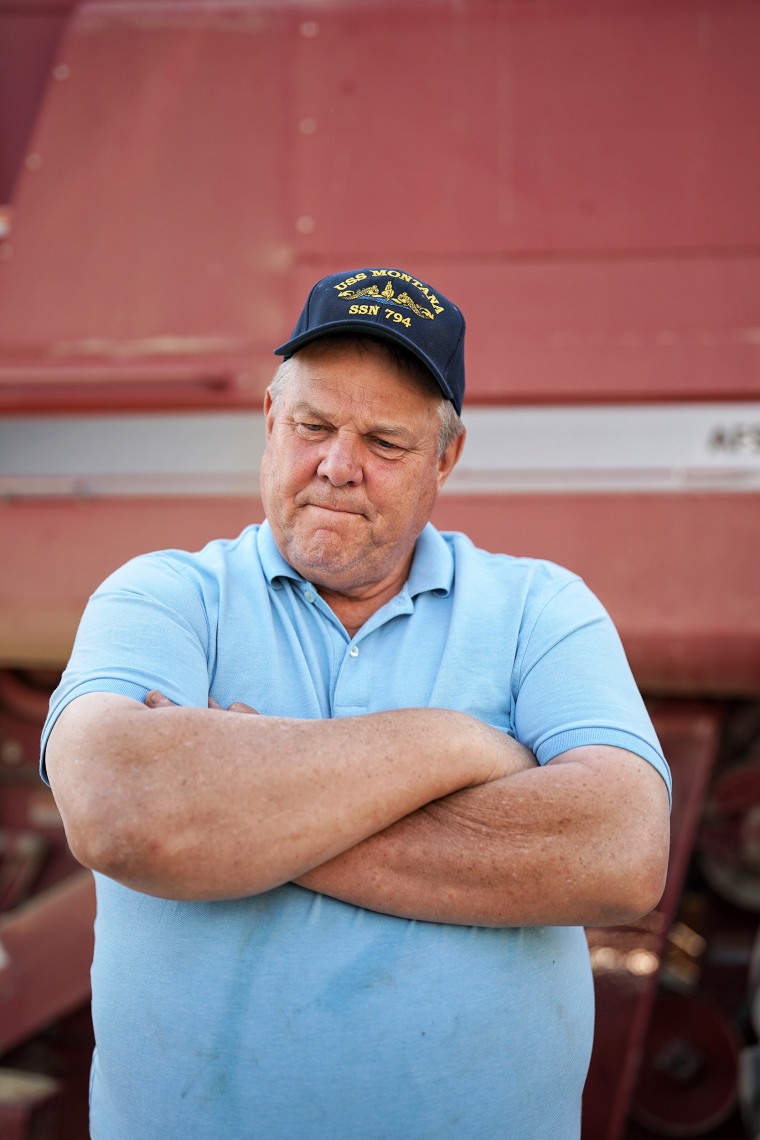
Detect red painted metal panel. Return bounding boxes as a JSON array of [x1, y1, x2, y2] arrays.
[[0, 1, 296, 406], [293, 1, 760, 256], [0, 4, 72, 202], [0, 0, 758, 408]]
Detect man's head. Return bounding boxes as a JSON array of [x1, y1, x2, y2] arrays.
[[262, 267, 466, 602], [260, 333, 465, 601]]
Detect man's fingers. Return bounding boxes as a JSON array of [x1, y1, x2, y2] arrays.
[[227, 701, 259, 715], [145, 690, 175, 708], [145, 690, 258, 715], [210, 696, 258, 714]]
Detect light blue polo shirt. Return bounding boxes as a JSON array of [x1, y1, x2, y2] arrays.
[[42, 522, 670, 1139]]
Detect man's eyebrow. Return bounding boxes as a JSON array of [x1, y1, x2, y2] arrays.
[[290, 401, 415, 442], [290, 400, 328, 419]]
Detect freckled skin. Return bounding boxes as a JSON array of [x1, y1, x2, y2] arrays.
[[259, 343, 464, 632]]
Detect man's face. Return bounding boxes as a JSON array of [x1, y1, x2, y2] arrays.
[[260, 342, 463, 599]]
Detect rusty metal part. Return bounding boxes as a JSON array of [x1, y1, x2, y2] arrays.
[[0, 831, 48, 913], [0, 671, 57, 725], [583, 703, 722, 1140], [0, 1068, 61, 1140], [0, 870, 95, 1057], [631, 991, 741, 1136], [699, 762, 760, 911]]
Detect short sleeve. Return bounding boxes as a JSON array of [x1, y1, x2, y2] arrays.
[[513, 576, 671, 802], [40, 553, 213, 783]]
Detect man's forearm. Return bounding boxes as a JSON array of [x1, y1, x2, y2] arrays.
[[296, 746, 670, 928], [47, 692, 525, 901]]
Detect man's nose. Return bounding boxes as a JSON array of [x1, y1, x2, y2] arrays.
[[316, 433, 364, 487]]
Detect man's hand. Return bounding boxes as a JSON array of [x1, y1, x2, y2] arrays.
[[145, 690, 260, 716]]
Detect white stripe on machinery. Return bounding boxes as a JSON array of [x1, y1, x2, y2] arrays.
[[1, 403, 759, 496]]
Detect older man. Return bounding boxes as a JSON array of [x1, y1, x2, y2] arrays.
[[43, 267, 670, 1139]]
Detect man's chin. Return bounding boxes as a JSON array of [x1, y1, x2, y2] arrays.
[[286, 532, 365, 578]]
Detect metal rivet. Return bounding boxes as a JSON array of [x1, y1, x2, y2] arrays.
[[1, 739, 24, 766]]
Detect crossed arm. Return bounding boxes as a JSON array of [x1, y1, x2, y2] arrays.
[[46, 690, 669, 928]]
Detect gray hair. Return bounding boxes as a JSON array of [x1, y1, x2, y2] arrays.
[[269, 336, 464, 458]]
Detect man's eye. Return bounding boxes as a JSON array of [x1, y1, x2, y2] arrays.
[[297, 423, 326, 435], [374, 438, 402, 453]]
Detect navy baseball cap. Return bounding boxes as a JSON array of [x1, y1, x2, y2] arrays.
[[274, 267, 466, 415]]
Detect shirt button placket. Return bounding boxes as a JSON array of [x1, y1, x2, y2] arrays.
[[333, 639, 369, 715]]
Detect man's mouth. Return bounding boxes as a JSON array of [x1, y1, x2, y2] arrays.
[[304, 501, 364, 516]]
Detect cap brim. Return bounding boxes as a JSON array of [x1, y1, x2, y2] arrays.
[[273, 319, 456, 406]]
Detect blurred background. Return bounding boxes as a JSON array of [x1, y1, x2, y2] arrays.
[[0, 1, 759, 1136]]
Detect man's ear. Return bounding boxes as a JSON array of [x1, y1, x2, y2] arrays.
[[263, 388, 275, 438], [436, 429, 466, 490]]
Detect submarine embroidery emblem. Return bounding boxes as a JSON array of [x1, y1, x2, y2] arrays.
[[337, 280, 436, 320]]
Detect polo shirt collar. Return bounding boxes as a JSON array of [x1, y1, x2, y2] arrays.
[[256, 520, 305, 589], [256, 518, 453, 599], [406, 523, 454, 599]]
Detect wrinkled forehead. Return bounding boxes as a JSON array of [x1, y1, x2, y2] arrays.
[[273, 343, 442, 441], [287, 334, 441, 401]]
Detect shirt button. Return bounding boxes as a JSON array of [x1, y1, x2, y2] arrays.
[[304, 590, 315, 603], [348, 645, 359, 658]]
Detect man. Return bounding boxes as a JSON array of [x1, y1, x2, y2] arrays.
[[43, 267, 670, 1139]]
